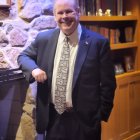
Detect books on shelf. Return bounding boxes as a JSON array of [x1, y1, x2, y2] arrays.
[[85, 24, 134, 45], [85, 25, 121, 44], [79, 0, 96, 15], [79, 0, 123, 16], [85, 0, 96, 15], [117, 0, 123, 16], [124, 55, 134, 72], [110, 29, 120, 44], [125, 27, 133, 42], [114, 55, 134, 75], [96, 0, 101, 11]]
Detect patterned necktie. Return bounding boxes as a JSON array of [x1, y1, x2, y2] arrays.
[[54, 37, 70, 114]]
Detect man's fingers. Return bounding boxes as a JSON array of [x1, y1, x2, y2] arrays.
[[36, 74, 47, 83], [32, 68, 47, 82], [43, 74, 47, 80]]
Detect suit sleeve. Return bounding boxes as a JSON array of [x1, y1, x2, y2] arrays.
[[17, 35, 39, 83], [99, 38, 116, 122]]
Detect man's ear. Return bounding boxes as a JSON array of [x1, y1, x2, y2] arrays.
[[54, 16, 57, 22], [53, 13, 57, 22], [53, 8, 57, 21]]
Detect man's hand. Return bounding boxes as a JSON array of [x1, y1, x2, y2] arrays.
[[32, 68, 47, 83]]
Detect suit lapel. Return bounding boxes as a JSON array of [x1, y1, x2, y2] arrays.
[[47, 29, 60, 90], [72, 28, 90, 90]]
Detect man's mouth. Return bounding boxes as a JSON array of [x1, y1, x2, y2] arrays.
[[61, 18, 72, 25]]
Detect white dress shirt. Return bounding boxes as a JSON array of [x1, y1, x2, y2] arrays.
[[51, 24, 82, 107]]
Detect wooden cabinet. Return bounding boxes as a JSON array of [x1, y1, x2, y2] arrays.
[[79, 0, 140, 139], [101, 85, 120, 140], [116, 77, 130, 139], [102, 72, 140, 140], [130, 74, 140, 133], [102, 75, 130, 140]]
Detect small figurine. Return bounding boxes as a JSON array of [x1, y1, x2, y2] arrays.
[[96, 9, 103, 16], [105, 9, 111, 16]]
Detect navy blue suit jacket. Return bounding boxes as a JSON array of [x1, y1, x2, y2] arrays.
[[18, 26, 116, 133]]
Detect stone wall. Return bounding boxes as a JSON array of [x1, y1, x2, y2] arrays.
[[0, 0, 56, 69], [0, 0, 56, 139]]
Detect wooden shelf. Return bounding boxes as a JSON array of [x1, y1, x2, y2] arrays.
[[79, 1, 140, 140], [116, 70, 140, 79], [80, 15, 138, 22], [111, 42, 138, 50]]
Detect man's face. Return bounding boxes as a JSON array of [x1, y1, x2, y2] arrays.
[[54, 0, 80, 35]]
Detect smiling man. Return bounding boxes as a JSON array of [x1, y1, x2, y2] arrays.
[[18, 0, 116, 140], [53, 0, 80, 35]]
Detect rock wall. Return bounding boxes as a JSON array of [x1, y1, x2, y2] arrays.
[[0, 0, 56, 69], [0, 1, 56, 139]]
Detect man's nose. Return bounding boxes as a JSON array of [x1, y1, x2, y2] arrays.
[[62, 12, 69, 18]]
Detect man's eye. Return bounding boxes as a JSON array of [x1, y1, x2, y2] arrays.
[[65, 10, 73, 14], [58, 12, 63, 15], [57, 10, 74, 15]]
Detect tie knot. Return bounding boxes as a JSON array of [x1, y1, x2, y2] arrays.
[[64, 36, 69, 43], [64, 37, 70, 49]]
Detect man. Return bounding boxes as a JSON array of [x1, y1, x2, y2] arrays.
[[18, 0, 116, 139]]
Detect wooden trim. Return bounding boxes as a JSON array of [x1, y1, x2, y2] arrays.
[[116, 70, 140, 79], [123, 131, 140, 140], [80, 15, 138, 22], [111, 42, 138, 50]]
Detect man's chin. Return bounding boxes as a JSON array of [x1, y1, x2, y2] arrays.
[[61, 27, 72, 35]]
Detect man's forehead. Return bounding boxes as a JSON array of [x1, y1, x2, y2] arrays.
[[54, 0, 75, 6]]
